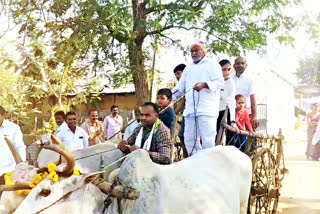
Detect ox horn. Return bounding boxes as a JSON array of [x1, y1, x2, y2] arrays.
[[93, 179, 140, 200], [50, 134, 65, 147], [0, 181, 31, 192], [4, 136, 23, 164], [37, 144, 75, 177]]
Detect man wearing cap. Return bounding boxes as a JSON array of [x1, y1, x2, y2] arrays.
[[172, 40, 224, 156]]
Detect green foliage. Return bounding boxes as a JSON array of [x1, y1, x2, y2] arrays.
[[296, 51, 320, 86], [89, 93, 102, 108], [0, 38, 103, 131], [5, 0, 299, 64], [0, 66, 32, 119], [2, 0, 301, 106], [32, 117, 57, 135]]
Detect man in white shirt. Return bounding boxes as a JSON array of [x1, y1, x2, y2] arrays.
[[216, 59, 239, 145], [56, 111, 89, 152], [172, 40, 224, 156], [232, 57, 259, 130], [104, 105, 123, 140], [0, 106, 26, 184], [54, 111, 68, 134]]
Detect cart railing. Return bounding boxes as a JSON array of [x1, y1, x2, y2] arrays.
[[215, 108, 286, 214]]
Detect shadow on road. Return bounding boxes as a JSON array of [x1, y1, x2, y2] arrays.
[[278, 197, 320, 214]]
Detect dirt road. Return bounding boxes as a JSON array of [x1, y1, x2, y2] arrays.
[[277, 125, 320, 214]]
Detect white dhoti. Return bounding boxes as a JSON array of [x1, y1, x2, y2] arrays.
[[184, 115, 217, 156]]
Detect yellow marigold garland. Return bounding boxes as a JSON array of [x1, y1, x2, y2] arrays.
[[4, 163, 81, 196], [73, 169, 80, 176]]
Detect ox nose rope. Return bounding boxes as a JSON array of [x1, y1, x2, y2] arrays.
[[190, 89, 200, 156], [102, 178, 118, 213]]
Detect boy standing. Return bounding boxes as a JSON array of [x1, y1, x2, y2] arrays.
[[235, 94, 253, 152], [157, 88, 175, 131]]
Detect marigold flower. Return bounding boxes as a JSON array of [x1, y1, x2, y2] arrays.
[[73, 169, 80, 176], [52, 174, 59, 182], [49, 171, 59, 182], [42, 172, 48, 178], [4, 172, 15, 185], [32, 177, 41, 185], [15, 189, 32, 196], [47, 162, 57, 173], [6, 171, 14, 176]]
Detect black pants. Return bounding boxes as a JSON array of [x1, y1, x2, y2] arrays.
[[216, 110, 235, 145]]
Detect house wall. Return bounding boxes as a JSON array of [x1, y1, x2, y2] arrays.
[[250, 70, 295, 136], [75, 93, 137, 126]]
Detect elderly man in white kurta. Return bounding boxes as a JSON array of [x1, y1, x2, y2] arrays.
[[57, 112, 89, 152], [0, 106, 26, 183], [173, 40, 223, 156]]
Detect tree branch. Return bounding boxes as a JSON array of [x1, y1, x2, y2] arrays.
[[157, 33, 186, 53], [169, 25, 234, 47], [105, 23, 128, 43], [147, 1, 206, 15], [147, 24, 175, 35]]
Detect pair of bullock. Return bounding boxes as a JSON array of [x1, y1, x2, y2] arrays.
[[0, 135, 252, 214]]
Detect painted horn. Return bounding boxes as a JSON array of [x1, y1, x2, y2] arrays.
[[38, 144, 75, 177], [4, 136, 23, 164]]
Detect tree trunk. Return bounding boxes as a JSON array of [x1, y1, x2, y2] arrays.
[[129, 0, 149, 107], [128, 41, 149, 107]]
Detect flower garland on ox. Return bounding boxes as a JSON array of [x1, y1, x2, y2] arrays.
[[4, 162, 81, 196]]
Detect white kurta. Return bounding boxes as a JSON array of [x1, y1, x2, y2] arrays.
[[219, 78, 236, 121], [173, 57, 223, 155], [56, 126, 89, 152], [0, 120, 26, 176], [173, 57, 223, 117]]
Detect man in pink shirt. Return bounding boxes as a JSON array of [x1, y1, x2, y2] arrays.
[[104, 105, 123, 140]]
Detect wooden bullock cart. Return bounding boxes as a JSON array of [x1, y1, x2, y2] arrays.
[[173, 114, 287, 214]]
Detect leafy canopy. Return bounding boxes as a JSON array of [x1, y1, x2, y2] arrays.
[[3, 0, 299, 77]]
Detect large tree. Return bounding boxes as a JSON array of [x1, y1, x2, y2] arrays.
[[3, 0, 299, 105], [296, 51, 320, 86]]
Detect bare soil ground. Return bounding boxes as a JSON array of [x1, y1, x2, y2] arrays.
[[277, 124, 320, 214]]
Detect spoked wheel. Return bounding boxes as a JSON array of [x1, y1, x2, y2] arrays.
[[249, 148, 280, 214]]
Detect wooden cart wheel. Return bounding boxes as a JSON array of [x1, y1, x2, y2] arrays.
[[249, 148, 279, 214]]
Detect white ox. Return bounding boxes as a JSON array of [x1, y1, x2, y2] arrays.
[[106, 145, 252, 214], [0, 136, 125, 214], [2, 143, 252, 214]]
